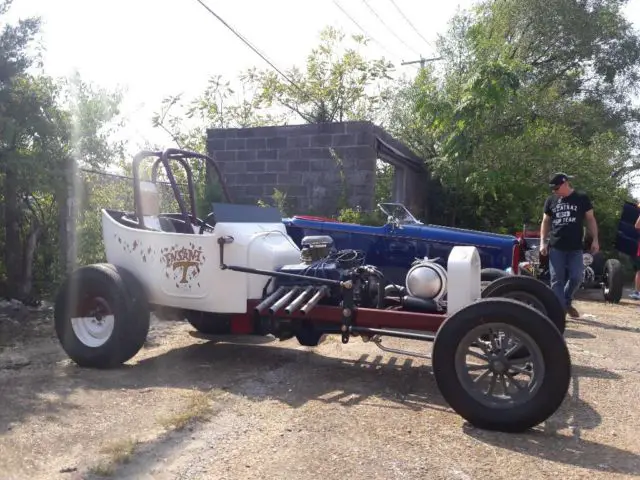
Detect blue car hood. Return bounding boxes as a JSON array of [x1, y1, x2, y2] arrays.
[[283, 217, 517, 250], [399, 224, 517, 249]]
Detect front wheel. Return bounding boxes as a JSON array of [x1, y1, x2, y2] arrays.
[[432, 297, 571, 433], [54, 264, 150, 368]]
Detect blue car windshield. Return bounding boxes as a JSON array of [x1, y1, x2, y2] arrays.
[[378, 203, 422, 225]]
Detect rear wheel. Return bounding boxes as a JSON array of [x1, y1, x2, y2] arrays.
[[54, 264, 150, 368], [432, 297, 571, 433], [602, 258, 624, 303], [481, 275, 566, 334]]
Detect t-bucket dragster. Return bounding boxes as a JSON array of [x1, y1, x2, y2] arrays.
[[54, 148, 572, 433]]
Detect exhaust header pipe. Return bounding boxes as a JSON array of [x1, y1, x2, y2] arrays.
[[254, 286, 287, 314], [285, 286, 314, 315], [300, 286, 329, 315], [269, 287, 300, 315]]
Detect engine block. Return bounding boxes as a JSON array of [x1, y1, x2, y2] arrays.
[[253, 235, 482, 321], [273, 246, 381, 309]]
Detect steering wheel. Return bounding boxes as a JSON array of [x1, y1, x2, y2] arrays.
[[199, 212, 216, 234]]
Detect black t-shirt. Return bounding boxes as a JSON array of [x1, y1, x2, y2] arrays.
[[543, 190, 593, 251]]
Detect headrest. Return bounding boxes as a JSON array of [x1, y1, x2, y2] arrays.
[[139, 181, 160, 216]]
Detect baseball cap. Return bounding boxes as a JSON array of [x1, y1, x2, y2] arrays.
[[549, 172, 573, 187]]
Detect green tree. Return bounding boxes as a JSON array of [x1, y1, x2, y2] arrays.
[[0, 1, 48, 299], [245, 26, 395, 124], [151, 73, 282, 217], [59, 72, 127, 274], [152, 74, 283, 153], [150, 26, 398, 217], [389, 0, 640, 247], [0, 1, 127, 299]]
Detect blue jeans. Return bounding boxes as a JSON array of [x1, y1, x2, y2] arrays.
[[548, 248, 584, 309]]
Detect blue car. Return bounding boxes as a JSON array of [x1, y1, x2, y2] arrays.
[[283, 203, 521, 286]]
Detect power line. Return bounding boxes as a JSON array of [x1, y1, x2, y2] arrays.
[[331, 0, 402, 62], [361, 0, 421, 58], [387, 0, 437, 52], [192, 0, 312, 101]]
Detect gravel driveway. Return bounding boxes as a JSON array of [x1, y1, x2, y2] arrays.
[[1, 288, 639, 480]]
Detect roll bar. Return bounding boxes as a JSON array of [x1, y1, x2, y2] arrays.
[[131, 148, 232, 229]]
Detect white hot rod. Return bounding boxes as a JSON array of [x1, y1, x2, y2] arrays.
[[54, 148, 572, 433]]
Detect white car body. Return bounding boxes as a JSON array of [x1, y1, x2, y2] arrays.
[[102, 208, 301, 314], [101, 199, 482, 316]]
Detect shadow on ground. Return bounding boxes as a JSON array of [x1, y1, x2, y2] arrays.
[[1, 330, 625, 475], [463, 358, 638, 475], [0, 334, 446, 435], [564, 328, 596, 339], [575, 286, 640, 308], [568, 317, 640, 334], [463, 424, 639, 475]]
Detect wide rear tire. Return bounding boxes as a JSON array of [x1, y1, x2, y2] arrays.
[[54, 264, 150, 368], [481, 275, 566, 334], [432, 297, 571, 433]]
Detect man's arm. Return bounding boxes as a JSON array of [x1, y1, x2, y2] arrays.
[[540, 213, 551, 243], [585, 209, 599, 252], [580, 193, 599, 252], [540, 212, 552, 254], [635, 210, 640, 231], [540, 196, 552, 253]]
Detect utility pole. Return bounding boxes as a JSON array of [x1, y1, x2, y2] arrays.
[[401, 56, 442, 68]]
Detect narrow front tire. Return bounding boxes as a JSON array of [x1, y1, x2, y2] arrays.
[[432, 297, 571, 433]]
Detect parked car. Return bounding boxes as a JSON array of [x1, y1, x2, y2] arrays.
[[282, 203, 521, 287]]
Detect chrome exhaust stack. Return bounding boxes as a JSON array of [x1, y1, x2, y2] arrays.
[[300, 286, 329, 316], [254, 286, 287, 315], [285, 286, 314, 315], [268, 287, 300, 315]]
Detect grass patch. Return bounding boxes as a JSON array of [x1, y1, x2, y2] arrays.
[[88, 462, 115, 477], [88, 438, 139, 477], [100, 438, 138, 464], [158, 390, 217, 430]]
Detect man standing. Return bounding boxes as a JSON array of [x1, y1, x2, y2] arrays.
[[628, 206, 640, 300], [540, 173, 599, 318]]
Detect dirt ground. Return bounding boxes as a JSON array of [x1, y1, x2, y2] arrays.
[[1, 287, 640, 480]]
